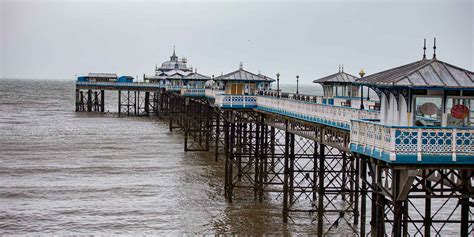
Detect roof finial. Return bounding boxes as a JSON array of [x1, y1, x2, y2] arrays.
[[342, 64, 344, 72], [171, 46, 178, 61], [338, 64, 341, 72], [239, 61, 243, 70], [433, 37, 437, 59], [422, 38, 427, 60]]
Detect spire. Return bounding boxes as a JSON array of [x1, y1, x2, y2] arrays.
[[338, 64, 341, 72], [422, 38, 427, 60], [239, 62, 243, 70], [342, 64, 344, 72], [170, 46, 178, 61], [433, 37, 437, 59]]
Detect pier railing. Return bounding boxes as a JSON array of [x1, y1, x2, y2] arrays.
[[76, 81, 162, 88], [256, 96, 379, 130], [164, 85, 183, 92], [260, 91, 380, 110], [181, 88, 206, 97], [350, 119, 474, 163], [205, 89, 224, 99], [215, 94, 257, 109]]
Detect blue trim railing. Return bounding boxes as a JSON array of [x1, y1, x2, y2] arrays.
[[215, 94, 257, 108], [350, 119, 474, 164], [256, 96, 380, 130], [76, 81, 162, 88]]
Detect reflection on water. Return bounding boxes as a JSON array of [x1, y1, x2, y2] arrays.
[[0, 79, 321, 235]]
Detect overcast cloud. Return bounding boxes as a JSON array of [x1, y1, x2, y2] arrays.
[[0, 0, 472, 84]]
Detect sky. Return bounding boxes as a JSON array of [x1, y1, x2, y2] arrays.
[[0, 0, 472, 84]]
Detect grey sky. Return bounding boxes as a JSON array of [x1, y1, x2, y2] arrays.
[[1, 0, 472, 84]]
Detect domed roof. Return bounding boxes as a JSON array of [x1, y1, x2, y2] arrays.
[[161, 60, 188, 70]]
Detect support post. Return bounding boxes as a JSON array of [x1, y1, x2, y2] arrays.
[[317, 143, 325, 236], [87, 89, 92, 112], [145, 91, 150, 116], [215, 111, 220, 162], [360, 156, 367, 237], [75, 89, 80, 112], [100, 90, 105, 112], [460, 170, 470, 237], [118, 90, 121, 115], [283, 120, 290, 223]]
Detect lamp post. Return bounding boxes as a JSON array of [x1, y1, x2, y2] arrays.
[[276, 73, 280, 98], [296, 75, 299, 95], [359, 69, 365, 110]]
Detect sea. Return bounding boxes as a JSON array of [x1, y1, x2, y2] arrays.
[[0, 79, 464, 235], [0, 79, 324, 235]]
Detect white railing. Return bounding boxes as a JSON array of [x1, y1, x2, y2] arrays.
[[215, 94, 257, 108], [76, 81, 162, 88], [181, 88, 206, 97], [256, 96, 379, 129], [205, 89, 225, 99], [333, 96, 379, 109], [351, 119, 474, 163], [165, 85, 184, 91]]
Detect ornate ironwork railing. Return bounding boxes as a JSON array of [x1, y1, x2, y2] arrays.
[[214, 94, 257, 108], [350, 119, 474, 164], [76, 81, 162, 88], [256, 96, 379, 130], [181, 88, 206, 97]]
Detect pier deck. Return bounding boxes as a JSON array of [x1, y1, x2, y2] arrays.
[[75, 81, 473, 236]]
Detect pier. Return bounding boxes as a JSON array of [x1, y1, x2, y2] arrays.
[[75, 49, 473, 236]]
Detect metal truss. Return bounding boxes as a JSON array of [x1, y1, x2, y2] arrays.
[[75, 89, 104, 112], [361, 156, 474, 237]]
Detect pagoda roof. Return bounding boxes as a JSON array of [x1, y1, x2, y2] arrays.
[[356, 58, 474, 88], [184, 72, 211, 80], [215, 68, 275, 82], [313, 71, 359, 84]]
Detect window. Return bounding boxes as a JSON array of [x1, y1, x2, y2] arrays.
[[446, 98, 473, 127], [413, 96, 442, 126]]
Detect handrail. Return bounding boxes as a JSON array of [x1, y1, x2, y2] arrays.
[[350, 119, 474, 163]]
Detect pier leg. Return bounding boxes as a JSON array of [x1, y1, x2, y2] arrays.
[[354, 154, 360, 226], [254, 120, 261, 200], [289, 133, 295, 205], [134, 91, 138, 115], [75, 89, 80, 112], [360, 156, 367, 237], [118, 90, 121, 115], [283, 120, 290, 223], [215, 111, 220, 162], [460, 170, 470, 237], [259, 121, 266, 202], [375, 164, 386, 237], [392, 169, 403, 237], [227, 113, 235, 202], [312, 139, 318, 208], [87, 89, 92, 112], [169, 95, 173, 131], [317, 143, 325, 236], [424, 172, 432, 237], [145, 92, 150, 116], [94, 91, 98, 112], [224, 112, 230, 198], [100, 90, 105, 112], [127, 91, 130, 116], [205, 106, 210, 151], [184, 98, 188, 151]]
